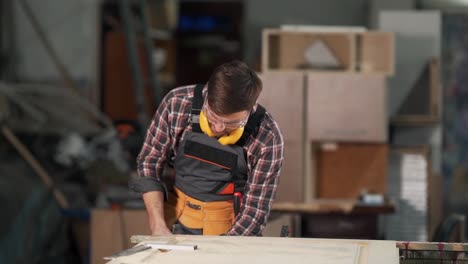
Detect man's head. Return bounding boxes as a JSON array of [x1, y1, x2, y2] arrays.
[[204, 60, 262, 136], [207, 60, 262, 115]]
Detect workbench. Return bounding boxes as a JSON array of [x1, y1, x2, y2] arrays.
[[272, 200, 395, 239], [105, 235, 399, 264]]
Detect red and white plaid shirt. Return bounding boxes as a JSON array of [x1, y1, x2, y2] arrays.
[[132, 85, 284, 235]]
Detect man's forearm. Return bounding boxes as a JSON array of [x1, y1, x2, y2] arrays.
[[143, 191, 171, 235]]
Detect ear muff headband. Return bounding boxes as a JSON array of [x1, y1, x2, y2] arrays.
[[199, 111, 244, 145]]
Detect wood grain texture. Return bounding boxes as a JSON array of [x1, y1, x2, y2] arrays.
[[316, 143, 388, 199], [104, 235, 400, 264]]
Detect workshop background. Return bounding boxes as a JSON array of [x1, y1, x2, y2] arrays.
[[0, 0, 467, 263]]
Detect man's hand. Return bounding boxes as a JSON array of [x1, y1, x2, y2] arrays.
[[149, 216, 172, 235], [143, 191, 172, 235]]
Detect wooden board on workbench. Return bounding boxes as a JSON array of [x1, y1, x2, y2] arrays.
[[105, 235, 399, 264]]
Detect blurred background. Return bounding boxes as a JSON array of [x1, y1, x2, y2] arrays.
[[1, 0, 468, 263]]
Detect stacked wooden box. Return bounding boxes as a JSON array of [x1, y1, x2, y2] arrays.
[[258, 27, 395, 203]]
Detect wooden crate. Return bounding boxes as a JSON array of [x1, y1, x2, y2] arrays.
[[262, 29, 394, 75]]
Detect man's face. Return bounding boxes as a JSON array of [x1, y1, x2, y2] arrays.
[[202, 102, 250, 137]]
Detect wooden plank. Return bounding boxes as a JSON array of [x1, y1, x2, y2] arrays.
[[111, 235, 400, 264]]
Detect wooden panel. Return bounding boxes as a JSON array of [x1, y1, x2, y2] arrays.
[[258, 72, 305, 202], [359, 32, 394, 75], [262, 29, 394, 75], [125, 235, 400, 264], [258, 72, 304, 141], [91, 209, 150, 264], [316, 143, 388, 199], [307, 73, 387, 142], [277, 140, 305, 202]]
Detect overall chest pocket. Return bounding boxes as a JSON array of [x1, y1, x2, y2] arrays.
[[180, 140, 238, 184]]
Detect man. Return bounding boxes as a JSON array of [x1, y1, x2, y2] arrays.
[[129, 60, 284, 236]]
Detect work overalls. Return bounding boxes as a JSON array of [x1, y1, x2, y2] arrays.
[[164, 84, 265, 235]]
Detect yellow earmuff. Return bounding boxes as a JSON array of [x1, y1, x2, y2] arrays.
[[199, 111, 244, 145]]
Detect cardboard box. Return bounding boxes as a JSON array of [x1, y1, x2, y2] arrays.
[[91, 209, 150, 264]]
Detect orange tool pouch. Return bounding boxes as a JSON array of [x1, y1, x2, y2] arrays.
[[164, 188, 235, 235]]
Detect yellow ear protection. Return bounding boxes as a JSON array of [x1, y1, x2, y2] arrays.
[[199, 111, 244, 145]]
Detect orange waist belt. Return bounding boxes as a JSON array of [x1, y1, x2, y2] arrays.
[[164, 188, 235, 235]]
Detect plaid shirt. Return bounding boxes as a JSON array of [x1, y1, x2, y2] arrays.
[[130, 85, 284, 236]]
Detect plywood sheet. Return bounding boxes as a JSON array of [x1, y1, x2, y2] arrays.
[[258, 72, 306, 202], [316, 143, 388, 199], [307, 73, 387, 142], [258, 72, 305, 141], [106, 235, 399, 264], [274, 140, 305, 202]]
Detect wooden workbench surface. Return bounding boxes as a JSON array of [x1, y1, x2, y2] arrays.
[[105, 235, 399, 264]]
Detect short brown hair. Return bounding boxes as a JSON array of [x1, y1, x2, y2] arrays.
[[207, 60, 262, 115]]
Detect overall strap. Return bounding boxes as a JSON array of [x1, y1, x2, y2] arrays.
[[191, 84, 205, 133], [235, 105, 266, 147]]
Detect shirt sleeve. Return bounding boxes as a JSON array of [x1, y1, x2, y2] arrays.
[[227, 131, 284, 236], [129, 92, 173, 197]]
